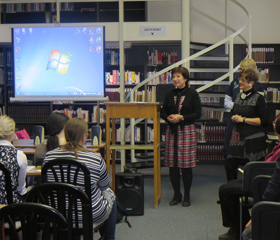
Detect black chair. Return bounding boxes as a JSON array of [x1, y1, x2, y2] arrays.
[[0, 202, 68, 240], [252, 201, 280, 240], [41, 158, 91, 200], [239, 161, 276, 239], [252, 174, 271, 203], [26, 182, 93, 240], [0, 162, 13, 205], [41, 159, 97, 238]]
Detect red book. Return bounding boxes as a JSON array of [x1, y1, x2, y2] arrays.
[[112, 70, 117, 85]]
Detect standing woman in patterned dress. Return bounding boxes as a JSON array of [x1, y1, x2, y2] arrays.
[[161, 66, 201, 207]]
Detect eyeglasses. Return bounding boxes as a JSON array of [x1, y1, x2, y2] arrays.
[[239, 77, 248, 83], [238, 67, 245, 72]]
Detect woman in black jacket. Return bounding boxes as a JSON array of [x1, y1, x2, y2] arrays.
[[161, 66, 201, 207]]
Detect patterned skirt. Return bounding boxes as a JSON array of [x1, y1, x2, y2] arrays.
[[164, 124, 197, 168]]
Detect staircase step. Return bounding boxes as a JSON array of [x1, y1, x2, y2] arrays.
[[190, 80, 229, 85], [192, 56, 229, 61], [190, 68, 229, 73]]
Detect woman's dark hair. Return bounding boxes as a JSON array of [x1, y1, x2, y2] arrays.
[[46, 112, 69, 151], [63, 118, 88, 159], [241, 68, 259, 84], [171, 66, 190, 81], [274, 113, 280, 135]]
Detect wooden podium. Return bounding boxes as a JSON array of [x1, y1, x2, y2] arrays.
[[105, 102, 161, 208]]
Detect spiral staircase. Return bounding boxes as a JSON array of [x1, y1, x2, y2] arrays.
[[124, 0, 251, 165]]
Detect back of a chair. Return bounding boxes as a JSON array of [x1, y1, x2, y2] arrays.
[[0, 162, 13, 204], [0, 202, 68, 240], [26, 182, 93, 240], [242, 161, 276, 196], [41, 158, 91, 200], [252, 201, 280, 240], [33, 125, 45, 145], [252, 175, 271, 203]]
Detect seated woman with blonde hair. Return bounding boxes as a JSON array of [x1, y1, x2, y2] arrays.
[[0, 115, 27, 203]]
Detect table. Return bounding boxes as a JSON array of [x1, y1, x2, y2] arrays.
[[105, 102, 161, 208], [26, 166, 41, 177], [13, 139, 106, 158]]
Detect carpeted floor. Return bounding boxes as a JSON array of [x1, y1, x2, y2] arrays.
[[106, 163, 230, 240]]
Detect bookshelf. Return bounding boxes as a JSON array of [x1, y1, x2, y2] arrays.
[[0, 43, 12, 116], [195, 121, 227, 163], [0, 1, 146, 24], [241, 44, 280, 124]]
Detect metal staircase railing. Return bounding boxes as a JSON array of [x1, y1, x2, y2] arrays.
[[126, 0, 251, 162]]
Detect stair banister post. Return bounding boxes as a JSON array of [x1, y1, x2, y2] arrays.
[[182, 0, 190, 69], [119, 0, 126, 171], [225, 0, 229, 55], [229, 37, 234, 83], [248, 15, 252, 58]]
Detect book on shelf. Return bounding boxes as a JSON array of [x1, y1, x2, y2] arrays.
[[265, 87, 280, 103], [201, 109, 224, 122], [246, 47, 275, 63], [197, 144, 224, 161]]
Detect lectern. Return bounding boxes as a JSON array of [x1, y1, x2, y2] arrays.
[[105, 102, 161, 208]]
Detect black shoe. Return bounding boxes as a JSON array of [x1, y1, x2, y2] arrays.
[[182, 201, 191, 207], [169, 195, 182, 206], [219, 228, 238, 240]]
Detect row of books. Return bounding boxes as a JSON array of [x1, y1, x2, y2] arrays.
[[8, 105, 50, 123], [246, 47, 275, 64], [258, 68, 270, 83], [0, 69, 4, 84], [201, 109, 224, 122], [51, 3, 75, 12], [92, 106, 106, 123], [196, 144, 224, 161], [3, 3, 75, 13], [53, 108, 89, 122], [0, 53, 4, 66], [114, 126, 154, 143], [196, 123, 226, 142], [265, 88, 280, 103], [105, 86, 157, 102], [146, 71, 172, 85], [105, 70, 140, 85], [105, 50, 126, 65], [4, 3, 46, 13], [200, 96, 222, 104], [147, 50, 178, 65]]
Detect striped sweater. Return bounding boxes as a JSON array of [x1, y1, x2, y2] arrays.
[[44, 148, 115, 224]]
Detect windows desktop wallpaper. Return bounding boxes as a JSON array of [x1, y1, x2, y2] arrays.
[[13, 26, 104, 99]]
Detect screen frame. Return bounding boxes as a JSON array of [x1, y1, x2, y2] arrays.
[[10, 25, 108, 102]]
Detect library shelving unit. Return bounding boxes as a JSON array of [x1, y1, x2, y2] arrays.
[[243, 44, 280, 126], [195, 120, 227, 163], [0, 1, 146, 24], [105, 102, 161, 208], [0, 43, 11, 116]]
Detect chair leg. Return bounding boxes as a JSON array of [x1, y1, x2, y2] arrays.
[[239, 197, 242, 240]]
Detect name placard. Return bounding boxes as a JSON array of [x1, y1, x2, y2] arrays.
[[139, 26, 166, 36]]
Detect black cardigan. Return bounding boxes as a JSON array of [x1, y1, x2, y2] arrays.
[[161, 87, 202, 129]]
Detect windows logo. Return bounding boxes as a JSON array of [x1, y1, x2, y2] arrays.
[[46, 50, 71, 74]]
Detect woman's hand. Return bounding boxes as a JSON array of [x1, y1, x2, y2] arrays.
[[245, 219, 251, 228], [231, 114, 244, 123], [167, 114, 183, 123]]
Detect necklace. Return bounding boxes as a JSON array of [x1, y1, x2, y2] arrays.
[[177, 87, 188, 96], [240, 91, 252, 100]]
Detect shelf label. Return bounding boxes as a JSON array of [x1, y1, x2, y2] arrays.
[[139, 26, 166, 36]]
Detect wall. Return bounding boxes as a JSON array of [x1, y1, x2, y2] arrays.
[[147, 0, 280, 44], [0, 0, 279, 44]]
